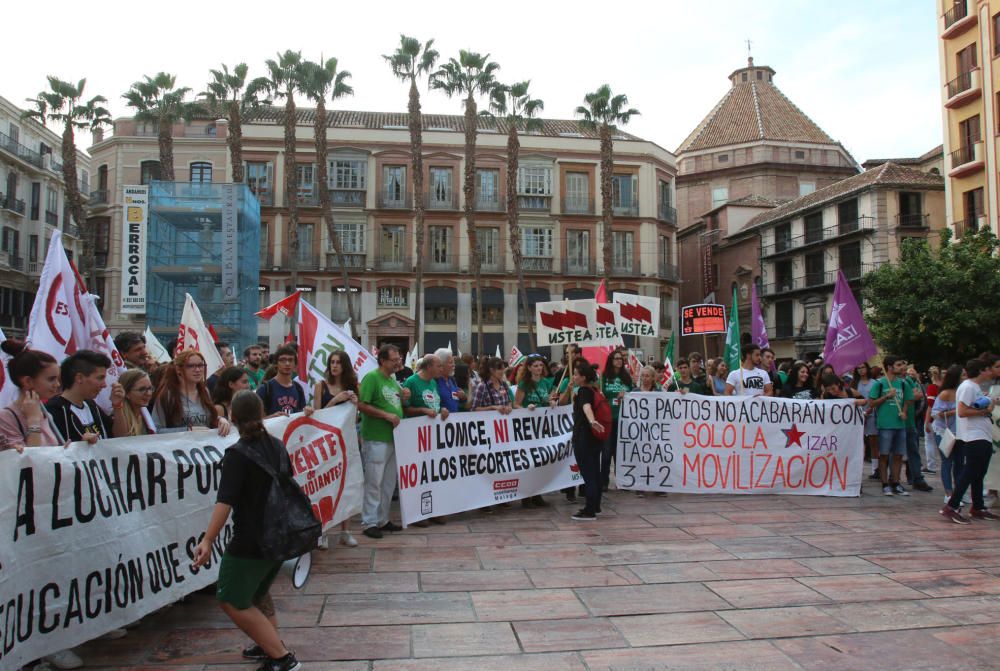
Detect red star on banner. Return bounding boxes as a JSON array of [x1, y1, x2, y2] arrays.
[[781, 423, 805, 448]]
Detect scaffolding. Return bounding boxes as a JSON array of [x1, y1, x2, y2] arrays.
[[146, 181, 260, 351]]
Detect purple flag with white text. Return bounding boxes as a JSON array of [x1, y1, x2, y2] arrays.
[[823, 271, 877, 375], [751, 282, 770, 349]]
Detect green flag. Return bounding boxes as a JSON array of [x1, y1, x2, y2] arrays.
[[663, 331, 676, 365], [724, 285, 741, 376]]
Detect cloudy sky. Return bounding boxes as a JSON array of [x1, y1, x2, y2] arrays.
[[7, 0, 939, 162]]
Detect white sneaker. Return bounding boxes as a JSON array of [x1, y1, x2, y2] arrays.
[[44, 650, 83, 670], [316, 534, 329, 551], [101, 628, 127, 640], [339, 530, 358, 547]]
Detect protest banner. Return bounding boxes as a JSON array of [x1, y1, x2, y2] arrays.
[[297, 299, 377, 392], [616, 392, 865, 496], [0, 406, 360, 669], [613, 293, 660, 338], [536, 299, 621, 348], [393, 406, 578, 526]]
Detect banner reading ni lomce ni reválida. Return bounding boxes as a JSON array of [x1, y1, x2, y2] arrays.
[[616, 393, 865, 496], [0, 406, 361, 669], [393, 406, 578, 526]]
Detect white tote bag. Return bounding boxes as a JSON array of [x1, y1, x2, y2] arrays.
[[938, 428, 957, 458]]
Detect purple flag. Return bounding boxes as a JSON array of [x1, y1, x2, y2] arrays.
[[751, 282, 770, 349], [823, 270, 877, 376]]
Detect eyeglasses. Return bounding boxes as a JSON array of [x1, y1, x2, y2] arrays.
[[184, 363, 207, 369], [132, 385, 154, 393]]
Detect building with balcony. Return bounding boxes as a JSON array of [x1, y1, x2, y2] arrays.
[[746, 162, 945, 361], [0, 95, 88, 338], [937, 0, 1000, 236], [88, 109, 679, 357]]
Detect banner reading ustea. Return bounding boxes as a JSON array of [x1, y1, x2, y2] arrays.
[[616, 392, 865, 496]]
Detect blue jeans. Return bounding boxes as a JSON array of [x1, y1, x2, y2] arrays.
[[878, 428, 906, 456], [932, 432, 966, 494], [905, 425, 926, 485]]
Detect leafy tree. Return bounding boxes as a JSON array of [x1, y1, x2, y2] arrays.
[[123, 72, 201, 181], [862, 227, 1000, 368], [200, 63, 270, 183]]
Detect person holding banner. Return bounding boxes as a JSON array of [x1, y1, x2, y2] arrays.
[[570, 361, 605, 521], [151, 350, 232, 436], [256, 346, 313, 419], [637, 365, 662, 392], [724, 344, 773, 397], [47, 350, 129, 443], [600, 350, 633, 492], [513, 354, 555, 508], [0, 340, 62, 451], [117, 369, 157, 435], [435, 348, 466, 414], [192, 391, 302, 671], [706, 358, 728, 396], [472, 357, 514, 415], [213, 367, 251, 420]]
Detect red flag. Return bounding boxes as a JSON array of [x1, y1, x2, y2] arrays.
[[207, 322, 219, 343], [255, 290, 302, 320], [583, 280, 615, 371]]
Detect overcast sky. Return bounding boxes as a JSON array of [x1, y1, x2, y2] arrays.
[[7, 0, 939, 163]]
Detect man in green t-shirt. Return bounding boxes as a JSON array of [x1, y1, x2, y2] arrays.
[[358, 344, 409, 539], [869, 355, 913, 496], [667, 359, 711, 395], [242, 344, 266, 390], [404, 355, 449, 420]]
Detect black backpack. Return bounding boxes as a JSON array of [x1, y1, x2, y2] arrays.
[[233, 436, 321, 561]]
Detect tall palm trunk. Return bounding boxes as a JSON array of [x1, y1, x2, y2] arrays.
[[463, 93, 483, 354], [506, 123, 535, 352], [229, 100, 244, 182], [599, 123, 613, 292], [409, 79, 426, 347], [314, 98, 358, 339], [158, 121, 175, 181], [283, 93, 300, 291], [59, 123, 93, 286]]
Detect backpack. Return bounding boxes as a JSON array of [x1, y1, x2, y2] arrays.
[[590, 388, 613, 441], [258, 378, 306, 416], [233, 437, 321, 561]]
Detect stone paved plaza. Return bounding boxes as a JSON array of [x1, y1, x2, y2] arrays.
[[82, 486, 1000, 670]]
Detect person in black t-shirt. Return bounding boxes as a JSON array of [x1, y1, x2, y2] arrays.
[[46, 350, 128, 442], [192, 390, 301, 671], [255, 345, 314, 419], [571, 361, 605, 521]]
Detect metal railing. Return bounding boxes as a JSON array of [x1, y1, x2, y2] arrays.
[[761, 215, 877, 257], [613, 203, 639, 217], [562, 258, 595, 275], [897, 213, 929, 228], [89, 189, 109, 204], [325, 252, 366, 269], [426, 253, 459, 272], [0, 193, 26, 215], [6, 255, 24, 271], [953, 217, 986, 238], [517, 195, 551, 212], [563, 197, 594, 215], [377, 255, 411, 271], [427, 191, 459, 210], [296, 191, 320, 207], [522, 256, 554, 272], [949, 143, 980, 168], [761, 263, 877, 296], [0, 132, 42, 167], [475, 196, 504, 212], [377, 191, 412, 209], [330, 188, 366, 207], [65, 224, 81, 238], [944, 0, 969, 28], [658, 204, 677, 224], [45, 211, 58, 227], [294, 253, 321, 270], [946, 70, 976, 99], [658, 262, 680, 281], [480, 257, 505, 273], [611, 261, 641, 277]]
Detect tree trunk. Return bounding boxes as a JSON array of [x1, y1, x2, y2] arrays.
[[464, 93, 483, 354], [229, 100, 244, 183], [600, 123, 614, 293], [507, 123, 535, 352], [315, 98, 358, 340], [158, 120, 175, 181], [284, 92, 300, 293], [60, 124, 93, 288], [409, 79, 425, 350]]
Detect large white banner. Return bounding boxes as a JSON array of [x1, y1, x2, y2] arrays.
[[120, 185, 148, 314], [613, 293, 660, 338], [0, 406, 360, 669], [392, 406, 579, 526], [616, 393, 865, 496], [220, 183, 238, 303], [535, 299, 621, 348], [297, 299, 377, 392]]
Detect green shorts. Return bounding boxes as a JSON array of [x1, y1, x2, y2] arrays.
[[216, 552, 282, 610]]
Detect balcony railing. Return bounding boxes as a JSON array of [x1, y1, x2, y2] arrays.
[[563, 197, 594, 215], [377, 191, 412, 209], [46, 154, 63, 173], [611, 261, 641, 277], [27, 261, 40, 275], [330, 188, 366, 207], [64, 224, 81, 238], [475, 196, 503, 212], [897, 213, 929, 228], [517, 195, 551, 212], [0, 193, 26, 216], [761, 215, 877, 257], [89, 189, 109, 205], [613, 202, 639, 217], [658, 204, 677, 224], [945, 69, 980, 104], [377, 255, 411, 271], [293, 253, 321, 270], [0, 132, 43, 168], [427, 191, 459, 210], [3, 255, 25, 271], [296, 191, 320, 207], [949, 143, 983, 176], [761, 263, 877, 296], [45, 211, 58, 227], [480, 256, 505, 273], [658, 262, 680, 281], [953, 216, 987, 238], [326, 252, 366, 269], [522, 256, 554, 272], [562, 258, 595, 275], [427, 254, 459, 272], [943, 0, 969, 29]]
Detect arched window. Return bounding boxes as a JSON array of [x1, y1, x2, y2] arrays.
[[140, 161, 161, 185], [190, 162, 213, 183]]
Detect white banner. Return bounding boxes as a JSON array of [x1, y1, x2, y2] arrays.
[[298, 299, 377, 392], [0, 327, 16, 409], [613, 293, 660, 338], [393, 406, 578, 526], [616, 393, 865, 496], [0, 406, 360, 669], [144, 326, 172, 364], [535, 299, 621, 348], [220, 183, 238, 303], [177, 293, 225, 375], [120, 185, 149, 314]]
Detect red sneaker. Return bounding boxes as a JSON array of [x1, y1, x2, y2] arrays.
[[971, 509, 1000, 521], [940, 506, 971, 525]]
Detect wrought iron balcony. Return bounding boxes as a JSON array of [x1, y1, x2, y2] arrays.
[[330, 188, 366, 208], [517, 194, 552, 212], [475, 196, 504, 212], [611, 261, 641, 277], [522, 256, 554, 272], [897, 213, 929, 229], [658, 262, 680, 281], [942, 0, 975, 38], [948, 143, 984, 177], [89, 189, 109, 205], [945, 69, 981, 107], [613, 202, 639, 217], [427, 190, 459, 210], [480, 256, 505, 273], [377, 255, 411, 272], [563, 197, 594, 215], [760, 216, 877, 257], [953, 216, 987, 238], [64, 224, 81, 238], [944, 0, 969, 28], [658, 203, 677, 224], [0, 193, 26, 216], [45, 210, 58, 227], [0, 132, 42, 168], [761, 263, 876, 296], [377, 191, 412, 209], [296, 190, 320, 207], [426, 253, 459, 272], [562, 258, 595, 276], [251, 188, 274, 206], [325, 252, 366, 269], [293, 253, 322, 270]]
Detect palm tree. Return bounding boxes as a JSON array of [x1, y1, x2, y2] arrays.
[[261, 50, 306, 289], [384, 35, 438, 347], [487, 81, 543, 352], [123, 72, 201, 181], [23, 77, 111, 286], [301, 57, 358, 339], [200, 63, 269, 183], [430, 51, 499, 355], [576, 85, 639, 291]]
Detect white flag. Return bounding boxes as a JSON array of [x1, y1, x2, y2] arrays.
[[0, 327, 16, 408], [27, 230, 91, 361], [83, 293, 128, 413], [177, 294, 225, 375], [144, 326, 172, 364], [298, 299, 377, 390], [495, 344, 502, 358], [447, 340, 452, 354], [342, 318, 351, 332]]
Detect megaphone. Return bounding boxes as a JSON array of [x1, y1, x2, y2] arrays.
[[280, 552, 312, 590]]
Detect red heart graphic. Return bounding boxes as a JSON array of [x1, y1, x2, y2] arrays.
[[283, 416, 348, 528]]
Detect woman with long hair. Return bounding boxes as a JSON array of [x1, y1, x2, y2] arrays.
[[812, 364, 835, 393], [852, 362, 879, 477], [471, 357, 513, 414], [212, 367, 251, 420], [313, 350, 359, 547], [0, 340, 62, 450], [781, 362, 816, 400], [192, 391, 300, 671], [118, 369, 157, 436], [599, 350, 633, 492], [636, 366, 661, 392], [931, 364, 965, 503], [570, 361, 605, 521], [152, 350, 231, 436], [513, 354, 554, 508]]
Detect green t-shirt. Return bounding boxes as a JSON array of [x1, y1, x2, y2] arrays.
[[667, 376, 710, 395], [404, 374, 441, 413], [903, 377, 919, 423], [244, 367, 266, 390], [359, 369, 404, 442], [602, 375, 633, 420], [869, 376, 912, 430], [520, 377, 554, 407], [776, 370, 789, 388]]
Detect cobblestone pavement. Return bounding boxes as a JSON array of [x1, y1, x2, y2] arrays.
[[80, 484, 1000, 670]]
